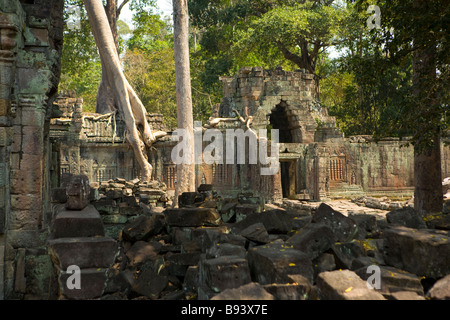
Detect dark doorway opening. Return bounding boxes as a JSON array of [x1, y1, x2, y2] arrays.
[[270, 101, 293, 143]]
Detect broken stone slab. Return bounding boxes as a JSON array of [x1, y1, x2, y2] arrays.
[[219, 201, 238, 223], [210, 282, 275, 300], [286, 223, 335, 260], [125, 241, 161, 267], [348, 213, 378, 239], [200, 255, 252, 293], [131, 267, 168, 299], [426, 274, 450, 300], [330, 241, 366, 270], [247, 242, 314, 284], [206, 243, 247, 259], [312, 253, 336, 278], [355, 265, 424, 298], [59, 268, 108, 300], [164, 208, 221, 227], [312, 203, 358, 242], [178, 192, 204, 207], [235, 204, 261, 222], [52, 204, 105, 238], [166, 252, 202, 277], [263, 274, 312, 300], [386, 207, 427, 229], [231, 209, 293, 235], [239, 222, 270, 244], [121, 213, 166, 242], [315, 269, 386, 300], [48, 237, 119, 270], [390, 291, 426, 300], [383, 226, 450, 278]]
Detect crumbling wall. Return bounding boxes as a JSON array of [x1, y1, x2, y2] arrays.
[[0, 0, 63, 299]]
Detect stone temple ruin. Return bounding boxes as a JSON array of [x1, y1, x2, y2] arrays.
[[1, 0, 450, 301]]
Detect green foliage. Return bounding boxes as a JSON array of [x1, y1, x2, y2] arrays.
[[59, 2, 101, 112]]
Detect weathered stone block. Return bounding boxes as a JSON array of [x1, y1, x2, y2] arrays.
[[164, 208, 220, 227], [201, 255, 252, 293], [386, 207, 427, 229], [383, 226, 450, 278], [316, 270, 386, 300], [286, 223, 335, 260], [330, 241, 366, 270], [211, 282, 274, 300], [48, 236, 118, 269], [239, 222, 270, 244], [247, 243, 314, 284], [355, 265, 424, 297], [59, 268, 108, 300], [125, 241, 161, 267], [52, 204, 105, 238], [166, 252, 201, 277], [426, 274, 450, 300], [312, 203, 358, 242], [122, 213, 166, 242]]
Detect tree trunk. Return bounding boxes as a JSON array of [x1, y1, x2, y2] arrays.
[[412, 0, 442, 214], [173, 0, 196, 206], [96, 0, 119, 114], [83, 0, 165, 182]]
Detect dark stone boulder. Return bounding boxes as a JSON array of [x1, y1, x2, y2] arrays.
[[386, 207, 427, 229], [286, 223, 335, 260], [122, 213, 166, 242], [164, 208, 221, 227], [312, 203, 358, 242]]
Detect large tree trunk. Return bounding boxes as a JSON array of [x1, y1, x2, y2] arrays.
[[412, 0, 443, 214], [96, 0, 119, 114], [83, 0, 165, 182], [173, 0, 196, 206]]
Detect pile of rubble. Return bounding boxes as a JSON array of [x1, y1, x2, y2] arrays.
[[91, 178, 169, 239], [95, 186, 450, 301], [51, 176, 450, 300]]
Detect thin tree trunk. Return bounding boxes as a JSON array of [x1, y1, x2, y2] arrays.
[[84, 0, 164, 182], [173, 0, 196, 207], [412, 0, 442, 214]]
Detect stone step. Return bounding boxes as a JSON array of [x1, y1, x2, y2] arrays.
[[52, 204, 105, 238], [58, 268, 108, 300], [48, 236, 119, 270]]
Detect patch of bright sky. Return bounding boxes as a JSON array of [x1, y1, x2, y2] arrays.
[[120, 0, 172, 27]]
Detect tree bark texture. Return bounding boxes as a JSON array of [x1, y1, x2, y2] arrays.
[[173, 0, 196, 206]]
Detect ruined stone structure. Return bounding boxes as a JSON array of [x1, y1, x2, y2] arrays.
[[0, 0, 64, 299], [1, 0, 449, 301], [49, 67, 450, 205]]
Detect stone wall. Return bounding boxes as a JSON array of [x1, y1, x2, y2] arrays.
[[0, 0, 63, 299]]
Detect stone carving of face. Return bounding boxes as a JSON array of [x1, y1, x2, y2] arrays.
[[66, 175, 91, 210]]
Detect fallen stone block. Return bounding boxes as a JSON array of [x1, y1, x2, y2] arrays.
[[383, 226, 450, 278], [235, 204, 261, 222], [355, 265, 424, 297], [164, 208, 221, 227], [125, 241, 161, 267], [166, 252, 201, 277], [348, 213, 378, 239], [200, 255, 252, 293], [316, 269, 386, 300], [210, 282, 274, 300], [239, 222, 270, 244], [121, 213, 166, 242], [59, 268, 108, 300], [132, 268, 168, 299], [313, 253, 336, 277], [330, 241, 366, 270], [264, 274, 312, 300], [52, 204, 105, 238], [312, 203, 358, 242], [231, 210, 293, 235], [426, 274, 450, 300], [207, 243, 247, 259], [286, 223, 335, 260], [386, 207, 427, 229], [390, 291, 426, 300], [48, 237, 119, 270], [247, 243, 314, 284]]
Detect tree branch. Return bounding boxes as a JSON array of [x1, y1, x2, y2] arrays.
[[117, 0, 130, 17]]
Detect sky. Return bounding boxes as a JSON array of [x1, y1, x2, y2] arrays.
[[120, 0, 172, 26]]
